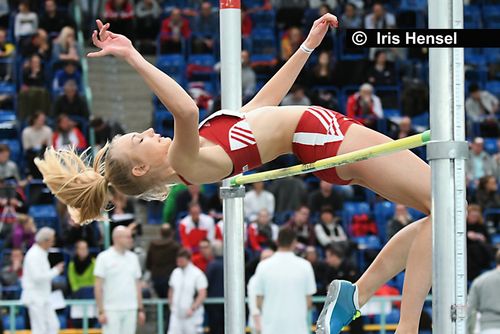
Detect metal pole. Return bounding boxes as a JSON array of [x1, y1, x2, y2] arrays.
[[428, 0, 467, 333], [219, 1, 245, 334]]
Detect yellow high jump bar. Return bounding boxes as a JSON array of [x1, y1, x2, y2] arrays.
[[230, 130, 431, 187]]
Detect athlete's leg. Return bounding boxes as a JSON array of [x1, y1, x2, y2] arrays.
[[336, 124, 432, 333]]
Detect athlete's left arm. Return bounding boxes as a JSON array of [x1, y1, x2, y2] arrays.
[[240, 13, 338, 113]]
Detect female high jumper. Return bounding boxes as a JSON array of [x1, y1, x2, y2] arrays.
[[35, 15, 431, 334]]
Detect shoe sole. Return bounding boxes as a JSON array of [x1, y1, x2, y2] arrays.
[[316, 280, 341, 334]]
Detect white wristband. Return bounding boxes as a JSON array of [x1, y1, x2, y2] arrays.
[[300, 43, 314, 54]]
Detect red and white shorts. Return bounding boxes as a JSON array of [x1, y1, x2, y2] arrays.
[[292, 106, 362, 185]]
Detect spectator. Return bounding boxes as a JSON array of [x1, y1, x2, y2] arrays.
[[103, 0, 135, 37], [174, 184, 209, 220], [0, 0, 8, 29], [252, 227, 316, 334], [192, 239, 213, 272], [135, 0, 161, 41], [146, 224, 180, 298], [68, 240, 95, 293], [346, 82, 384, 127], [285, 205, 316, 248], [0, 144, 20, 181], [241, 6, 252, 37], [386, 204, 413, 240], [389, 116, 417, 140], [11, 214, 36, 250], [242, 50, 256, 99], [53, 79, 89, 118], [341, 3, 362, 29], [315, 4, 334, 51], [309, 0, 337, 10], [168, 248, 208, 334], [21, 227, 65, 334], [366, 50, 396, 86], [281, 83, 311, 106], [269, 176, 307, 213], [304, 246, 327, 294], [467, 137, 496, 185], [248, 209, 279, 252], [465, 83, 499, 137], [53, 114, 87, 150], [364, 2, 396, 29], [205, 240, 224, 334], [160, 8, 191, 54], [247, 248, 275, 334], [22, 111, 52, 177], [308, 180, 344, 214], [476, 176, 500, 210], [20, 28, 50, 60], [39, 0, 75, 36], [314, 206, 348, 249], [1, 248, 24, 287], [0, 28, 14, 81], [22, 54, 45, 88], [467, 204, 493, 281], [52, 26, 80, 63], [90, 116, 125, 148], [53, 60, 81, 93], [63, 216, 100, 248], [179, 201, 216, 252], [94, 226, 145, 334], [467, 249, 500, 334], [191, 1, 218, 54], [244, 181, 275, 222], [281, 26, 304, 61], [308, 50, 335, 86], [14, 1, 38, 41]]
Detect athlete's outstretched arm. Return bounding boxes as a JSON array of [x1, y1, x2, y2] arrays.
[[240, 13, 338, 112]]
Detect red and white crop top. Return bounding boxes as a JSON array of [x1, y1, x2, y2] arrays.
[[177, 110, 263, 185]]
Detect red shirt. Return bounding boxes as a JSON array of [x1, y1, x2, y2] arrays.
[[160, 17, 191, 41]]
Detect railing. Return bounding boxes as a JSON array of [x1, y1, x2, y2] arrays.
[[0, 295, 432, 334]]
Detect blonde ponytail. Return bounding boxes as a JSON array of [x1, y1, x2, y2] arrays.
[[34, 146, 110, 225]]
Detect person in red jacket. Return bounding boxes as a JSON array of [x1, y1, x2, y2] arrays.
[[104, 0, 134, 37], [346, 83, 384, 128], [247, 208, 279, 252], [178, 202, 215, 253], [52, 114, 87, 151], [160, 8, 191, 54]]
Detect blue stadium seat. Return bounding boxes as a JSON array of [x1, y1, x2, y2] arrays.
[[483, 138, 498, 154], [465, 53, 487, 67], [354, 235, 381, 250], [153, 110, 175, 138], [407, 207, 426, 220], [342, 201, 371, 227], [251, 29, 277, 58], [242, 0, 265, 8], [464, 5, 482, 29], [485, 80, 500, 98], [483, 5, 500, 28], [28, 204, 59, 232], [383, 109, 401, 118], [374, 201, 395, 241], [157, 54, 187, 86], [2, 312, 27, 330], [484, 48, 500, 65], [250, 10, 276, 31], [491, 233, 500, 245], [411, 112, 429, 128], [400, 0, 427, 11]]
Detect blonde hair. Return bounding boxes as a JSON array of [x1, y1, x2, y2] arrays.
[[35, 142, 171, 225], [55, 26, 75, 49]]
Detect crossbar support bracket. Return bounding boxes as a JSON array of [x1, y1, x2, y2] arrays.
[[426, 141, 469, 161]]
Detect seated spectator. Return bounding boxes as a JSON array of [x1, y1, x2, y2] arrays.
[[241, 6, 252, 38], [242, 50, 256, 99], [53, 80, 89, 118], [467, 204, 493, 280], [135, 0, 161, 42], [247, 208, 279, 252], [191, 1, 218, 54], [244, 181, 275, 222], [22, 54, 45, 88], [386, 204, 413, 240], [0, 144, 20, 181], [346, 82, 384, 127], [52, 61, 81, 93], [160, 8, 191, 54], [192, 239, 214, 272], [0, 0, 8, 29], [281, 84, 311, 106], [52, 114, 88, 151], [14, 1, 38, 41], [268, 176, 307, 213], [103, 0, 134, 37], [308, 180, 344, 214], [52, 26, 80, 64], [307, 50, 334, 86], [179, 201, 216, 252], [146, 224, 180, 298], [314, 206, 347, 249], [281, 26, 303, 61], [304, 246, 327, 294], [90, 116, 125, 148], [64, 216, 99, 248], [366, 50, 396, 86], [67, 240, 95, 293], [476, 175, 500, 210], [39, 0, 75, 36], [285, 205, 315, 248], [174, 184, 209, 220], [466, 137, 496, 185], [364, 2, 396, 29], [341, 2, 362, 29], [1, 248, 23, 288], [0, 28, 14, 81], [11, 214, 36, 250], [465, 83, 499, 137], [22, 111, 52, 178], [389, 116, 417, 140], [20, 28, 50, 60]]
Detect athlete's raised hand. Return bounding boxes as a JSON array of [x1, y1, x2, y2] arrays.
[[88, 19, 135, 59], [304, 13, 339, 50]]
